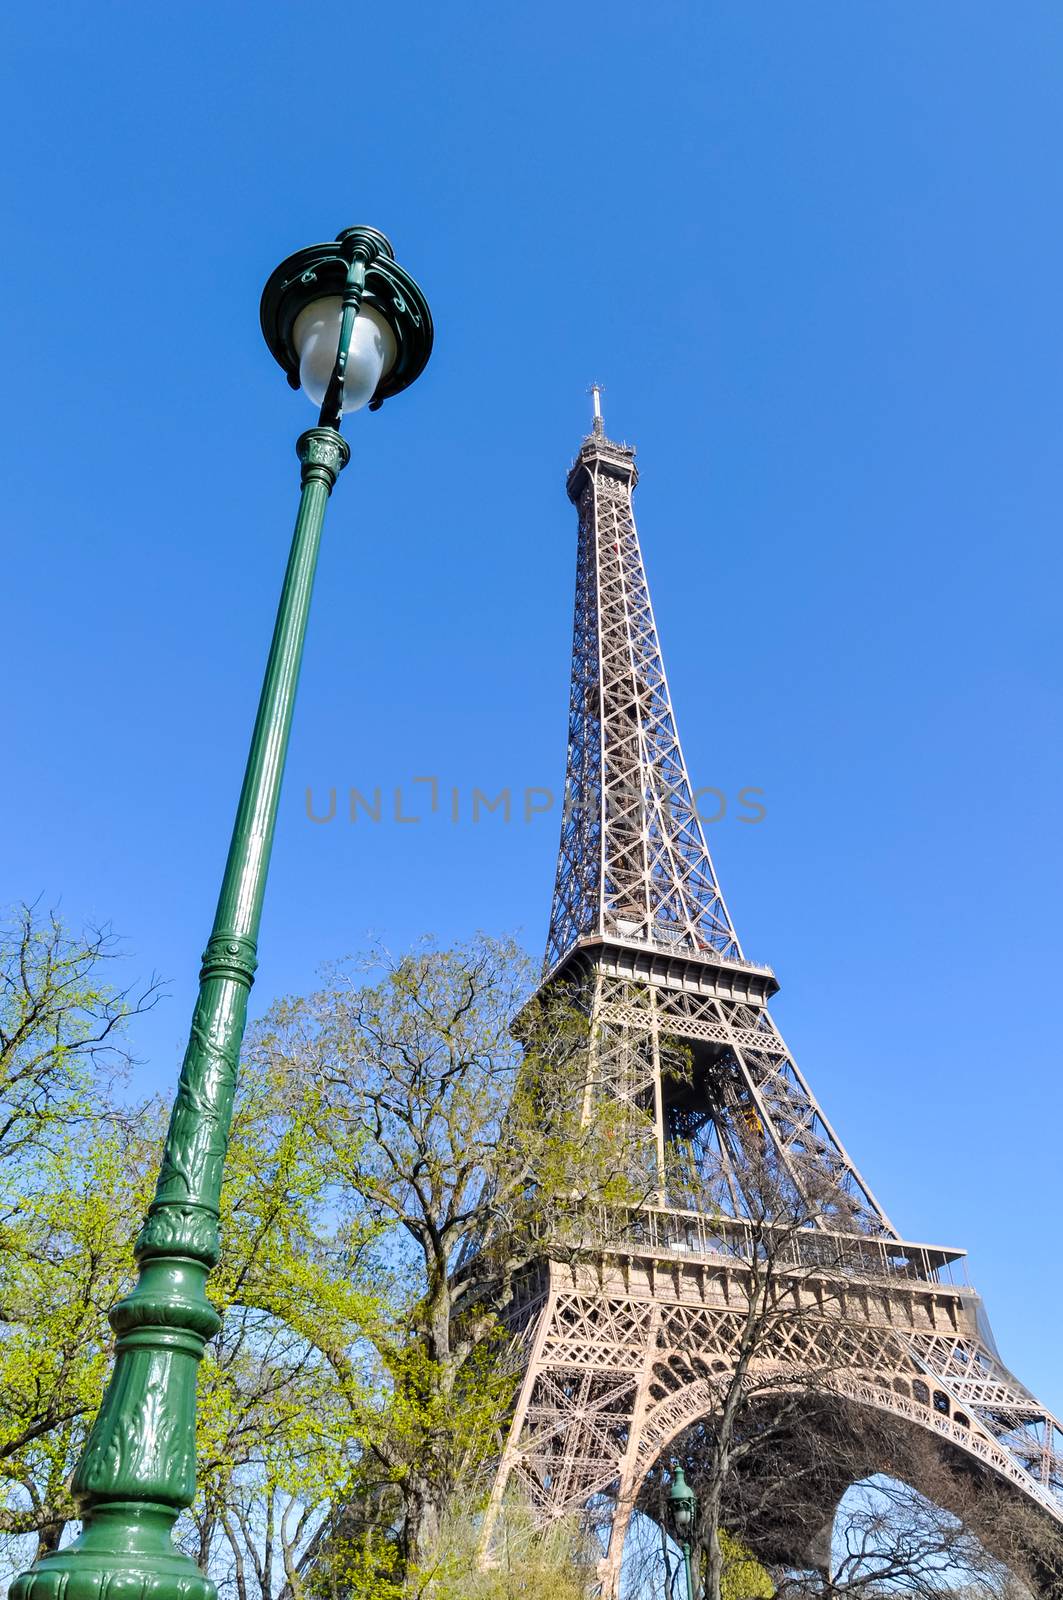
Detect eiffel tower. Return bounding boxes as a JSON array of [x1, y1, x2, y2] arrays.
[[482, 394, 1063, 1592]]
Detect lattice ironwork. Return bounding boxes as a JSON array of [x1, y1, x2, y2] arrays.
[[484, 407, 1063, 1593], [545, 423, 740, 972]]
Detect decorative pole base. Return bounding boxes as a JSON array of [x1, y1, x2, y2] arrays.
[[13, 1506, 215, 1600]]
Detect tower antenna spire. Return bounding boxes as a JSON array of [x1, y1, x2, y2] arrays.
[[589, 381, 604, 439]]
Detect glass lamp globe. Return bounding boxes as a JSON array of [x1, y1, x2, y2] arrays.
[[292, 296, 398, 413]]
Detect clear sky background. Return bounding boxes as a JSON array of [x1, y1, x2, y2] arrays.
[[3, 3, 1062, 1425]]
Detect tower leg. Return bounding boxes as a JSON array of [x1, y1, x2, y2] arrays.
[[482, 1270, 660, 1591], [598, 1304, 661, 1598], [480, 1281, 558, 1555]]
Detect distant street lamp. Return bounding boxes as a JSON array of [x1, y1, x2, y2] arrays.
[[668, 1465, 698, 1600], [13, 226, 432, 1600]]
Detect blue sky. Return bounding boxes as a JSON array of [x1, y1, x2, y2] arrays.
[[3, 2, 1062, 1422]]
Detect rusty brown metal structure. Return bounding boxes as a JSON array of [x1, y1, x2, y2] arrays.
[[482, 402, 1063, 1591]]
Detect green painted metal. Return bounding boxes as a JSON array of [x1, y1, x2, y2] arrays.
[[11, 222, 431, 1600], [11, 426, 350, 1600], [317, 246, 371, 430]]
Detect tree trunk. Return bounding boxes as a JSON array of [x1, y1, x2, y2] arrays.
[[34, 1520, 66, 1562], [404, 1478, 444, 1574], [699, 1454, 730, 1600], [704, 1530, 723, 1600]]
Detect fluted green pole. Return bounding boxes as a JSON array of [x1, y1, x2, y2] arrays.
[[681, 1539, 695, 1600], [14, 425, 349, 1600]]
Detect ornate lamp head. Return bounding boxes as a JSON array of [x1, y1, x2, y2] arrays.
[[260, 225, 433, 416], [668, 1464, 697, 1537]]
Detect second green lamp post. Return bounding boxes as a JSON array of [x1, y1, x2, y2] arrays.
[[669, 1466, 698, 1600]]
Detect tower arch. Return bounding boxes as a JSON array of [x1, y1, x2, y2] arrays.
[[613, 1377, 1063, 1594]]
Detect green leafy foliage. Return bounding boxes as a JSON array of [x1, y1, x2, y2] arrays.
[[719, 1530, 773, 1600], [245, 936, 638, 1583], [0, 907, 385, 1592], [0, 924, 606, 1596], [0, 905, 164, 1558], [0, 1118, 155, 1553]]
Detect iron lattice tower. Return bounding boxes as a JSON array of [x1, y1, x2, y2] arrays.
[[483, 401, 1063, 1592]]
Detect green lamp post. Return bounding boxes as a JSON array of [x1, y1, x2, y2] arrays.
[[668, 1465, 698, 1600], [12, 225, 432, 1600]]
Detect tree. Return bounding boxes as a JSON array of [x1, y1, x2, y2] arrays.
[[0, 903, 161, 1164], [245, 935, 635, 1587], [0, 1114, 157, 1561], [671, 1141, 851, 1600], [0, 923, 605, 1600], [382, 1502, 593, 1600], [763, 1406, 1063, 1599], [0, 905, 390, 1595], [0, 1054, 376, 1590], [618, 1501, 772, 1600], [0, 1050, 389, 1599], [177, 1058, 383, 1600], [807, 1469, 1033, 1599], [0, 903, 162, 1564]]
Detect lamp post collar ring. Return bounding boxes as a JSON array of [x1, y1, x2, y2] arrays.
[[297, 427, 350, 490]]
